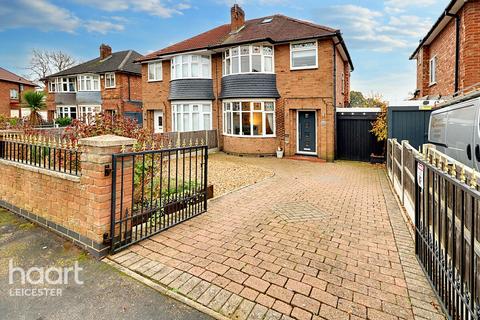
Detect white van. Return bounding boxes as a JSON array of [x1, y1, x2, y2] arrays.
[[429, 95, 480, 170]]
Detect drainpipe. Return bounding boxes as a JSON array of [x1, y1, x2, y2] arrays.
[[127, 74, 131, 100], [446, 12, 461, 95]]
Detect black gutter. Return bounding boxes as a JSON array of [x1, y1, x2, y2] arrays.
[[447, 12, 461, 94], [410, 0, 461, 59]]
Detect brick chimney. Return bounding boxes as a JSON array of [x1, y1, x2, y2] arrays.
[[230, 4, 245, 33], [100, 44, 112, 59]]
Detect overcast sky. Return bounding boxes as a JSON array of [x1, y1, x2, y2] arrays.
[[0, 0, 448, 101]]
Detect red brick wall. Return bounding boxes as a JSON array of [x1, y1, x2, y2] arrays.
[[415, 1, 480, 97], [0, 81, 35, 117], [141, 60, 171, 132], [462, 0, 480, 90], [101, 72, 142, 113]]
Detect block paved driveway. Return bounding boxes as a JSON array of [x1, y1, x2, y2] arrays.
[[109, 157, 445, 320]]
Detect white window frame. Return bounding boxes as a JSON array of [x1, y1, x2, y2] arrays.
[[170, 55, 211, 80], [48, 77, 77, 93], [10, 89, 18, 99], [222, 44, 274, 76], [148, 61, 163, 82], [56, 106, 78, 119], [79, 105, 101, 124], [290, 40, 318, 70], [78, 74, 100, 91], [104, 72, 116, 88], [222, 99, 276, 138], [171, 101, 213, 132], [429, 56, 437, 86]]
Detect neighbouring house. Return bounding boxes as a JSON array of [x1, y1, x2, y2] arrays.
[[0, 67, 37, 118], [43, 44, 143, 123], [411, 0, 480, 99], [138, 4, 353, 161]]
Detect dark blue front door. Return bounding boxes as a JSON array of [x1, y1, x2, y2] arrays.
[[298, 111, 316, 154]]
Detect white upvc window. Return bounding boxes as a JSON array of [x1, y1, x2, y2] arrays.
[[10, 89, 18, 99], [49, 77, 77, 92], [56, 106, 77, 119], [79, 105, 101, 124], [222, 44, 274, 76], [171, 101, 212, 132], [171, 55, 211, 80], [105, 72, 115, 88], [429, 56, 437, 85], [148, 62, 163, 81], [78, 74, 100, 91], [222, 100, 275, 137], [290, 40, 318, 70]]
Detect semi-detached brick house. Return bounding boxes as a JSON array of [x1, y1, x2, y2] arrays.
[[411, 0, 480, 99], [138, 5, 353, 161], [0, 67, 36, 118], [43, 45, 143, 123]]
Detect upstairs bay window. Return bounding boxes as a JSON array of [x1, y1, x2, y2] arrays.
[[49, 77, 77, 92], [172, 102, 212, 132], [290, 41, 318, 70], [223, 45, 274, 76], [78, 75, 100, 91], [171, 55, 211, 80], [223, 100, 275, 137], [148, 62, 163, 81]]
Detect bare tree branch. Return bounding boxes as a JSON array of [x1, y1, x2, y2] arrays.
[[48, 51, 77, 73], [27, 49, 51, 81], [26, 49, 78, 82]]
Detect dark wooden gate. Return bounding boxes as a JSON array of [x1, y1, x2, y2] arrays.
[[336, 109, 384, 162]]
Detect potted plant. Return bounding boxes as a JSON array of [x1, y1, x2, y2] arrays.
[[276, 146, 284, 159]]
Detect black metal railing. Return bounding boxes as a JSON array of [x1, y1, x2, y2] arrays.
[[415, 155, 480, 319], [109, 144, 208, 253], [0, 137, 81, 176]]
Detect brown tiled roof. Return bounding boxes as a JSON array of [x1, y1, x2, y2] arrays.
[[0, 67, 36, 86], [137, 14, 343, 62]]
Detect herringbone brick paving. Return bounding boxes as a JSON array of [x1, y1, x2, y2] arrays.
[[109, 157, 445, 320]]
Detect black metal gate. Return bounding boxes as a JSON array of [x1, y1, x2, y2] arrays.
[[336, 110, 383, 162], [415, 155, 480, 319], [110, 144, 208, 253]]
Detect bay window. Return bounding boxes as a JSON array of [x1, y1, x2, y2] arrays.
[[172, 101, 212, 132], [79, 105, 101, 124], [78, 75, 100, 91], [290, 41, 318, 70], [223, 100, 275, 137], [148, 62, 163, 81], [56, 106, 77, 119], [105, 72, 115, 88], [49, 77, 77, 92], [223, 44, 274, 76], [171, 55, 211, 80]]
